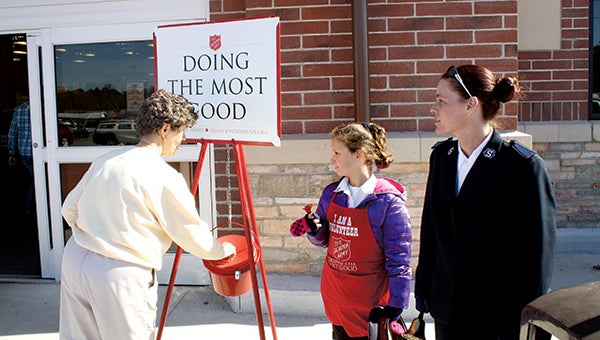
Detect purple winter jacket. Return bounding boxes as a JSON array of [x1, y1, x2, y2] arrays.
[[307, 177, 412, 309]]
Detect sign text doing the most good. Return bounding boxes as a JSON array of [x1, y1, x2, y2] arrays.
[[155, 17, 281, 146]]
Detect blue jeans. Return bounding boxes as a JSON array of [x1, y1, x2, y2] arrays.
[[21, 156, 34, 214]]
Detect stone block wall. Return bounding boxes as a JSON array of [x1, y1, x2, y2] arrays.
[[244, 161, 428, 276], [535, 140, 600, 228], [227, 123, 600, 276]]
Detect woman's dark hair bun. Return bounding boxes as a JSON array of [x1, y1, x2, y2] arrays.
[[493, 76, 521, 103]]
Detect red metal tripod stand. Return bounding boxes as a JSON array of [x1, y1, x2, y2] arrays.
[[157, 140, 278, 340]]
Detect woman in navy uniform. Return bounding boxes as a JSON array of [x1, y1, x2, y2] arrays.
[[414, 65, 557, 340]]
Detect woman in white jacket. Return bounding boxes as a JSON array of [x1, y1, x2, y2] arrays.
[[60, 89, 235, 340]]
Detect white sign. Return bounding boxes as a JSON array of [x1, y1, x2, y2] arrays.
[[155, 17, 281, 146], [126, 82, 145, 113]]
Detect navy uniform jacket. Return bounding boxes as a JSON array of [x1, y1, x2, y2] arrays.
[[415, 130, 557, 338]]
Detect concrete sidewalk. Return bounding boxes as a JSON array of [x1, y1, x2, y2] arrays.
[[0, 229, 598, 340]]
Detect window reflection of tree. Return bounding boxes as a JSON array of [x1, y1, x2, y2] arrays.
[[57, 85, 124, 113], [56, 85, 154, 119]]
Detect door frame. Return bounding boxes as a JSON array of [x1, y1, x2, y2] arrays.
[[28, 23, 216, 283]]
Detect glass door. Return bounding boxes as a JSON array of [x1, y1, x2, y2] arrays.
[[0, 33, 41, 278], [34, 24, 215, 284]]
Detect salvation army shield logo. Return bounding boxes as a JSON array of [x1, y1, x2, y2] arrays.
[[209, 34, 221, 51], [331, 236, 351, 261]]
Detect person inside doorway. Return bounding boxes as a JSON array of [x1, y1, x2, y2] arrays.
[[7, 99, 34, 215]]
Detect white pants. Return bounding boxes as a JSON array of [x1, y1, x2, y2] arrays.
[[59, 238, 158, 340]]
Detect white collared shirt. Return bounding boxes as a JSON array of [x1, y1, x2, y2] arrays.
[[456, 132, 493, 194], [334, 174, 377, 208]]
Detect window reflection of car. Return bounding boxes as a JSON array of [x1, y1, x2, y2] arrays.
[[92, 120, 139, 145], [58, 123, 74, 146], [84, 120, 98, 134], [58, 119, 89, 138]]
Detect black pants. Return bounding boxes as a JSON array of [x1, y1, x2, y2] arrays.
[[332, 325, 368, 340]]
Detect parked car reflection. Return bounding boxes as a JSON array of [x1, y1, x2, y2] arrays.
[[92, 119, 139, 145], [58, 122, 74, 146], [58, 119, 89, 138]]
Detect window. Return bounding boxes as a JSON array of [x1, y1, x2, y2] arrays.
[[54, 40, 154, 146]]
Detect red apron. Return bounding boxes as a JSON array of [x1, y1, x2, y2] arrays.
[[321, 193, 389, 337]]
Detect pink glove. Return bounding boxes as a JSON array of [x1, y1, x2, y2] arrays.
[[389, 319, 406, 335], [289, 204, 318, 237]]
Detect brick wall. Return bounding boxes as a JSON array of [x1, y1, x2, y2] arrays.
[[210, 0, 521, 133], [518, 0, 589, 121], [209, 0, 593, 125]]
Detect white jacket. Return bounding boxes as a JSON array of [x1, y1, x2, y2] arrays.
[[62, 146, 227, 270]]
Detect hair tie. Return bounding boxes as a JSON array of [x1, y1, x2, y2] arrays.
[[361, 122, 377, 141]]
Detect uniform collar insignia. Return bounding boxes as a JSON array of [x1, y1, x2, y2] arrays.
[[483, 148, 495, 159]]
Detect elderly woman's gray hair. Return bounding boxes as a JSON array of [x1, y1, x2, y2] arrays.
[[136, 89, 198, 136]]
